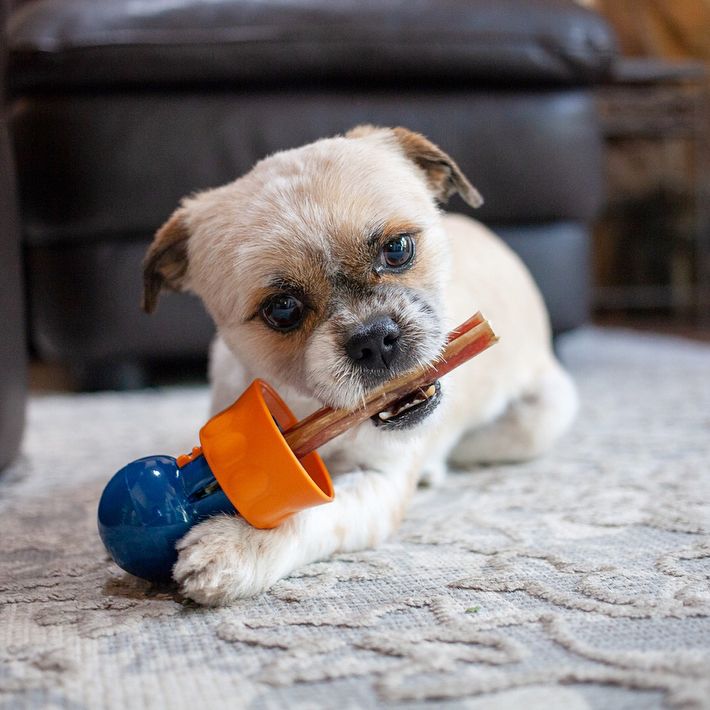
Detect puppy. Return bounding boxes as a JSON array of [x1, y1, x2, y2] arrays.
[[143, 126, 578, 605]]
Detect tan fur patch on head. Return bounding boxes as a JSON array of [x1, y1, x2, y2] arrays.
[[243, 243, 332, 324], [331, 218, 419, 285], [378, 219, 421, 242], [142, 208, 191, 313]]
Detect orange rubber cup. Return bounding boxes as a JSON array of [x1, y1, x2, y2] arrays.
[[199, 380, 334, 528]]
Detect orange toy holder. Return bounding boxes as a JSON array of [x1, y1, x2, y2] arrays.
[[198, 380, 334, 528]]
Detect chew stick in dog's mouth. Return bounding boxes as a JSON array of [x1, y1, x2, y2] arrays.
[[284, 312, 497, 459]]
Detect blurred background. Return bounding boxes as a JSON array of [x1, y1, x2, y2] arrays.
[[1, 0, 709, 468], [588, 0, 710, 335]]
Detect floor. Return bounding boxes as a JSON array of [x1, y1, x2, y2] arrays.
[[3, 325, 709, 709]]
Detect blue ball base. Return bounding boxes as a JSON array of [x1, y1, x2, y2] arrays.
[[97, 454, 234, 582]]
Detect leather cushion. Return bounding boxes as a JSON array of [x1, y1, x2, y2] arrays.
[[8, 0, 616, 92], [13, 89, 604, 245], [495, 221, 590, 333], [26, 221, 588, 368], [27, 241, 214, 362]]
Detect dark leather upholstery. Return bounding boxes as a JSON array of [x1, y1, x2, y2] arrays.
[[6, 0, 616, 388], [496, 222, 591, 333], [27, 242, 213, 361], [9, 0, 615, 91], [1, 0, 26, 467], [14, 90, 603, 245]]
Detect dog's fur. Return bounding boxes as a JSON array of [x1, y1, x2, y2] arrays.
[[143, 126, 578, 605]]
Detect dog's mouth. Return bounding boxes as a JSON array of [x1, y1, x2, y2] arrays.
[[370, 380, 441, 430]]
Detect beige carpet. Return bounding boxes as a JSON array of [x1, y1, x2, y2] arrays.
[[1, 327, 709, 710]]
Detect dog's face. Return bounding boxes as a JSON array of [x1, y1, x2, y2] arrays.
[[143, 126, 481, 429]]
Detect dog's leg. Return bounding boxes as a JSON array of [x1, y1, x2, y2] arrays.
[[449, 360, 578, 465], [208, 336, 251, 415], [173, 463, 419, 605]]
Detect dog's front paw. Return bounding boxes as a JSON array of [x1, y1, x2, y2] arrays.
[[173, 515, 291, 605]]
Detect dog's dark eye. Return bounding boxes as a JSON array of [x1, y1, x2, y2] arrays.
[[261, 294, 304, 332], [381, 234, 415, 270]]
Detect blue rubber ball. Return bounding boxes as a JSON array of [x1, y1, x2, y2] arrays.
[[97, 455, 232, 582]]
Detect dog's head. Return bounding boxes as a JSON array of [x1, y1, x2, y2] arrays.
[[143, 126, 482, 428]]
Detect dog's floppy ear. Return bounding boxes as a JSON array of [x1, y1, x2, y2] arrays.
[[391, 127, 484, 209], [142, 208, 190, 314]]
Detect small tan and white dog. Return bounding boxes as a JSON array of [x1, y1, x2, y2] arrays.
[[143, 126, 578, 605]]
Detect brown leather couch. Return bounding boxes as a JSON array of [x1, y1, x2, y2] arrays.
[[6, 0, 617, 389]]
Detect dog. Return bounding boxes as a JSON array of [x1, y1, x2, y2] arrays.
[[142, 126, 578, 605]]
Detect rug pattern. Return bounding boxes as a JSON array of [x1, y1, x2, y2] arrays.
[[1, 328, 709, 709]]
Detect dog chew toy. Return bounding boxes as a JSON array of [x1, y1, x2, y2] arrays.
[[98, 312, 497, 582]]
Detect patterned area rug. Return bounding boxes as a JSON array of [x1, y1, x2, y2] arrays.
[[1, 328, 709, 710]]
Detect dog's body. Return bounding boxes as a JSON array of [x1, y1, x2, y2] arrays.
[[143, 127, 577, 605]]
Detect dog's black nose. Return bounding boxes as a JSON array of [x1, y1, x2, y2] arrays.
[[345, 316, 401, 370]]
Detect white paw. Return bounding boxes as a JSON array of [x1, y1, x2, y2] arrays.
[[173, 515, 292, 605]]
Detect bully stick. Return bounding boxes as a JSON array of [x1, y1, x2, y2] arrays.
[[284, 312, 498, 459]]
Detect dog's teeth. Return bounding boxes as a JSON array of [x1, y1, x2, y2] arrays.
[[376, 384, 438, 422]]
